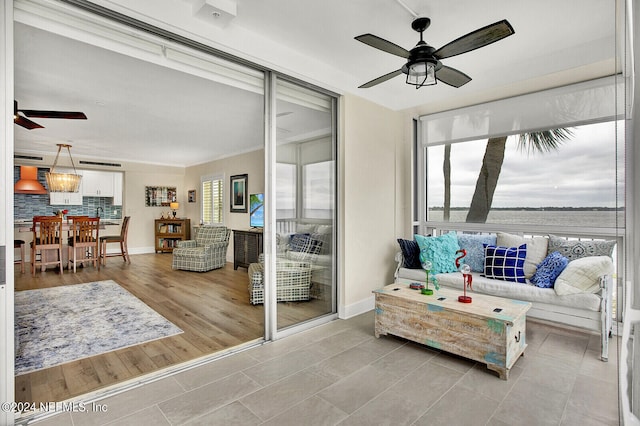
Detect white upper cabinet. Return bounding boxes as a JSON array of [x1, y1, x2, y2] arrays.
[[112, 172, 123, 205], [82, 170, 114, 197]]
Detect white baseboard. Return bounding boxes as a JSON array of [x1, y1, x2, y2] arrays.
[[339, 295, 375, 319], [127, 247, 156, 255]]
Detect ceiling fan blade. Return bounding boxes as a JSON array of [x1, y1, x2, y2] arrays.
[[359, 69, 403, 88], [433, 20, 515, 59], [20, 109, 87, 119], [355, 34, 410, 58], [14, 115, 44, 130], [436, 66, 472, 88]]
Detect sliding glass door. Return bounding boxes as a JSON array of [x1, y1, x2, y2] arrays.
[[273, 78, 337, 331]]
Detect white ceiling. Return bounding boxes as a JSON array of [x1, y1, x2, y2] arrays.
[[13, 0, 616, 167]]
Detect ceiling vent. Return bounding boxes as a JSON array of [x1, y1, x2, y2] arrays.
[[14, 165, 47, 194], [14, 154, 44, 161], [79, 160, 122, 167]]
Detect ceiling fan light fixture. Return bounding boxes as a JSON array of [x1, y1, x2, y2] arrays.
[[406, 61, 436, 88], [46, 144, 82, 193], [355, 18, 514, 89]]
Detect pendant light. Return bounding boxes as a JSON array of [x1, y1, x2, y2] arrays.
[[46, 144, 82, 192]]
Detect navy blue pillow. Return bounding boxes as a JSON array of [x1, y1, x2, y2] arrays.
[[531, 251, 569, 288], [397, 238, 422, 269], [483, 244, 527, 283]]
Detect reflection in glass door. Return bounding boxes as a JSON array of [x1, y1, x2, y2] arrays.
[[273, 78, 337, 331]]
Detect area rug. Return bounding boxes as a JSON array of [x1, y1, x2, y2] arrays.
[[14, 280, 183, 375]]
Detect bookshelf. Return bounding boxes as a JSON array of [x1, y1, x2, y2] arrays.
[[154, 218, 191, 253]]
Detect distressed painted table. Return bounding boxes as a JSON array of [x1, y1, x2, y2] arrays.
[[373, 283, 531, 379]]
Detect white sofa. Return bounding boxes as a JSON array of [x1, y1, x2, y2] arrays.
[[395, 231, 614, 361]]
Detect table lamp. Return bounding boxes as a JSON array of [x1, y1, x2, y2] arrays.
[[170, 202, 179, 218]]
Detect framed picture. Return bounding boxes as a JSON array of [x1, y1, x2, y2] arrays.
[[230, 174, 248, 213], [145, 186, 176, 206], [188, 189, 196, 203]]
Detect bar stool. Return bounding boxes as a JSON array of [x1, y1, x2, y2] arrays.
[[14, 240, 25, 273]]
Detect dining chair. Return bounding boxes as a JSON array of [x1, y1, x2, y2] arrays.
[[100, 216, 130, 265], [68, 216, 101, 272], [14, 240, 25, 274], [31, 215, 64, 275]]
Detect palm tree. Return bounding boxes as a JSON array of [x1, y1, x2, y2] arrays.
[[465, 128, 574, 223], [443, 144, 452, 221]]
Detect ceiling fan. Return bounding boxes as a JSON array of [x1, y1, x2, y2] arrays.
[[355, 17, 515, 89], [13, 100, 87, 130]]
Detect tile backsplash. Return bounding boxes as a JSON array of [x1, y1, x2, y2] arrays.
[[14, 166, 122, 220]]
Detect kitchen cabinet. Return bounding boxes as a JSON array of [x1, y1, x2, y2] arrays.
[[49, 169, 83, 205], [82, 170, 114, 197], [112, 172, 123, 205], [49, 191, 83, 206]]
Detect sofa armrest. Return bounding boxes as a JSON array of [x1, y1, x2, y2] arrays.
[[176, 239, 196, 248], [599, 273, 614, 360], [248, 262, 264, 287], [204, 240, 229, 251], [394, 251, 404, 281]]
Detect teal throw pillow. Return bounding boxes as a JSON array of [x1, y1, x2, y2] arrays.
[[414, 232, 460, 274]]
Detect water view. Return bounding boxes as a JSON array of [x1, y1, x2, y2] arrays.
[[428, 208, 625, 228]]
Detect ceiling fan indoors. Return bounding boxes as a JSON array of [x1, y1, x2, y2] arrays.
[[355, 17, 515, 89], [13, 100, 87, 130]]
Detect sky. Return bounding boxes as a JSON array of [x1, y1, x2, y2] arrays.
[[427, 120, 624, 209]]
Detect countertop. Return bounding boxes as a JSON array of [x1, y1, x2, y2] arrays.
[[14, 219, 122, 226]]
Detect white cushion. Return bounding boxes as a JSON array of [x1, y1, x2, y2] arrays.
[[497, 232, 548, 279], [554, 256, 613, 295], [396, 267, 602, 311]]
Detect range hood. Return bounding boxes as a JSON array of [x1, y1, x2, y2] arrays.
[[14, 165, 47, 194]]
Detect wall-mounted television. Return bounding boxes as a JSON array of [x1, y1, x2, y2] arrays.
[[250, 193, 264, 228]]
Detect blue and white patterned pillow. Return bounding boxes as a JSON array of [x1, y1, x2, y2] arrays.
[[289, 233, 322, 254], [530, 251, 569, 288], [457, 234, 496, 273], [415, 232, 460, 274], [483, 244, 527, 283]]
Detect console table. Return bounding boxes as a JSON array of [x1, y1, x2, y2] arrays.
[[233, 229, 263, 269], [373, 283, 531, 379]]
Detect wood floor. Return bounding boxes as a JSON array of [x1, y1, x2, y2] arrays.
[[13, 253, 333, 404]]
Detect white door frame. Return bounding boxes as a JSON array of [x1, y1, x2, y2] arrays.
[[1, 1, 16, 425]]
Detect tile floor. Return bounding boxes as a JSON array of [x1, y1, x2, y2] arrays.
[[29, 311, 620, 425]]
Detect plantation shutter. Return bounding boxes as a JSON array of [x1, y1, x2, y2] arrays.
[[212, 179, 223, 223], [201, 175, 224, 225]]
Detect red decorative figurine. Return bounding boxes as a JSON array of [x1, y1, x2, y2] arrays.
[[456, 249, 473, 303]]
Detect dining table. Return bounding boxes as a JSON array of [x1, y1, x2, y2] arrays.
[[15, 218, 120, 271]]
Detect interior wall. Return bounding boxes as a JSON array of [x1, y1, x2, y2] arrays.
[[121, 162, 186, 254], [13, 148, 265, 258], [340, 93, 404, 317], [184, 149, 265, 261]]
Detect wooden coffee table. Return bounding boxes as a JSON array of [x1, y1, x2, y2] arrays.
[[373, 283, 531, 379]]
